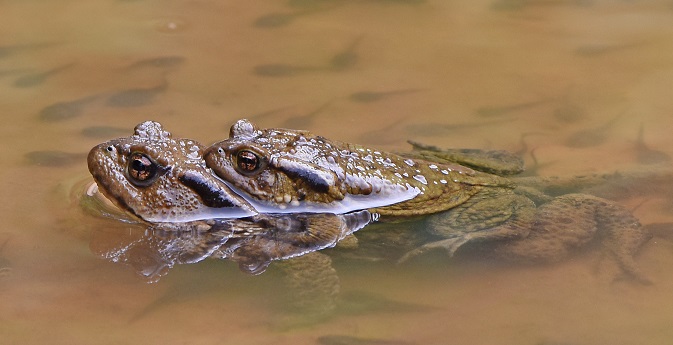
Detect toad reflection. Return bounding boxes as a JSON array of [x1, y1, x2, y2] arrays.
[[88, 211, 372, 283]]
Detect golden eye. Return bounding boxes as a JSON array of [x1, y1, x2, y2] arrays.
[[235, 150, 262, 175], [128, 152, 159, 187]]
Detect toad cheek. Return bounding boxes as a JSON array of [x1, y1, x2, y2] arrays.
[[204, 146, 234, 177], [87, 145, 113, 177]]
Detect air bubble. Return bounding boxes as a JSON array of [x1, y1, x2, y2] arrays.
[[152, 18, 190, 33]]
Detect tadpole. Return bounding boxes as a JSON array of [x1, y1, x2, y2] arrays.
[[253, 35, 364, 77], [106, 83, 167, 107], [25, 151, 86, 167], [405, 119, 510, 137], [634, 124, 671, 165], [247, 105, 295, 121], [553, 102, 585, 123], [124, 56, 185, 70], [0, 42, 55, 59], [253, 64, 325, 77], [282, 101, 332, 128], [13, 62, 75, 88], [38, 95, 99, 122], [575, 41, 644, 57], [81, 126, 130, 139], [0, 237, 11, 280], [564, 115, 620, 148], [254, 4, 343, 28], [329, 35, 364, 71], [475, 98, 553, 117], [349, 88, 423, 103]]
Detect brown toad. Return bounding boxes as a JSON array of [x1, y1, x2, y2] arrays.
[[204, 119, 651, 281], [87, 121, 256, 222]]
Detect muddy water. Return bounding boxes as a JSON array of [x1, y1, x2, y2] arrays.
[[3, 0, 673, 344]]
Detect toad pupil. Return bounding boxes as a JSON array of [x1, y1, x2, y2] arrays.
[[237, 150, 259, 172], [129, 153, 155, 181]]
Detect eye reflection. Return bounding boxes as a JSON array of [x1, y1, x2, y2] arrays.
[[235, 150, 262, 175], [128, 152, 159, 186]]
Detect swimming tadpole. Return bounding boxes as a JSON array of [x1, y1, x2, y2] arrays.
[[13, 63, 75, 88], [38, 95, 99, 122], [106, 83, 167, 108], [281, 101, 333, 129], [25, 151, 86, 167], [564, 115, 620, 148], [253, 64, 325, 77], [634, 124, 671, 165], [123, 56, 185, 70], [349, 88, 424, 103]]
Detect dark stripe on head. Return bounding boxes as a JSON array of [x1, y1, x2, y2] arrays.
[[179, 171, 236, 208]]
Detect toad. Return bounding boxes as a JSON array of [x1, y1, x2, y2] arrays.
[[204, 119, 651, 281], [87, 121, 256, 222]]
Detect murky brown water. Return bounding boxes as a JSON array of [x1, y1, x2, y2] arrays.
[[3, 0, 673, 344]]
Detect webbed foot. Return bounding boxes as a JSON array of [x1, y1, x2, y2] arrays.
[[397, 236, 470, 263]]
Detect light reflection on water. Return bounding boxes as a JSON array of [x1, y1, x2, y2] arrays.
[[3, 0, 673, 344]]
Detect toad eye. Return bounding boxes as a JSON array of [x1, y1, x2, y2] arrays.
[[235, 150, 263, 175], [128, 152, 160, 187]]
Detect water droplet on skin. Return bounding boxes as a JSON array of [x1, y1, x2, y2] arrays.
[[413, 175, 428, 185]]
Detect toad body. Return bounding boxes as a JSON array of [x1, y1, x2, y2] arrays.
[[204, 119, 652, 281]]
